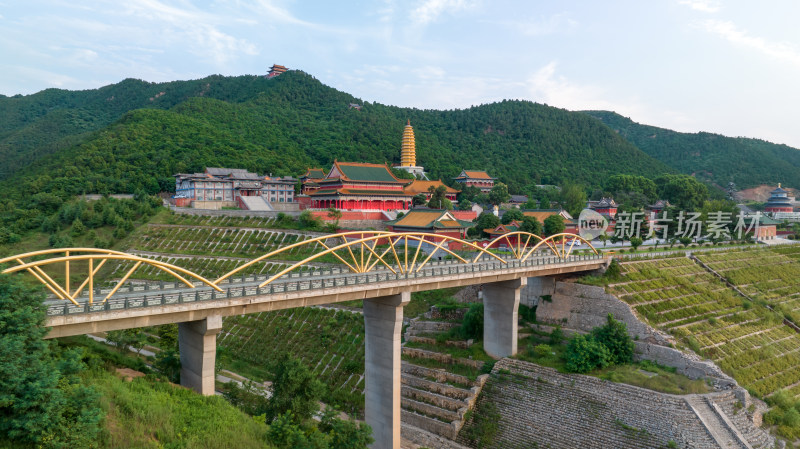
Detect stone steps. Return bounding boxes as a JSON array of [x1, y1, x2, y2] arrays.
[[401, 362, 479, 388], [685, 395, 751, 449], [402, 347, 485, 369], [401, 384, 469, 412], [711, 394, 773, 449], [399, 315, 488, 444], [401, 373, 474, 400], [401, 396, 462, 423], [402, 410, 459, 440], [401, 424, 471, 449]]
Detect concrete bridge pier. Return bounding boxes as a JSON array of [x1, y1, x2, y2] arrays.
[[483, 278, 527, 358], [363, 291, 410, 449], [178, 315, 222, 395]]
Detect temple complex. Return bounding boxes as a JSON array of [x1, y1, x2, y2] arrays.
[[587, 197, 618, 219], [403, 179, 458, 202], [386, 210, 471, 238], [765, 184, 794, 215], [299, 168, 327, 195], [453, 170, 496, 193], [395, 120, 427, 178], [307, 161, 413, 211]]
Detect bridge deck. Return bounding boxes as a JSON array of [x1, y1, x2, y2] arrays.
[[44, 254, 608, 338]]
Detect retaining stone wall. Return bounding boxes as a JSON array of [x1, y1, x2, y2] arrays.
[[170, 206, 301, 218], [534, 281, 739, 386], [459, 359, 722, 449], [425, 306, 468, 321]]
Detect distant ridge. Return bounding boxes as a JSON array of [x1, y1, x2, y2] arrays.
[[583, 110, 800, 189], [0, 71, 671, 201]]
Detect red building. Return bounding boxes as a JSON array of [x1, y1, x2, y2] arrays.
[[267, 64, 288, 78], [587, 197, 618, 219], [765, 184, 794, 215], [308, 161, 413, 211], [453, 170, 496, 193], [299, 168, 327, 195], [387, 210, 472, 239]]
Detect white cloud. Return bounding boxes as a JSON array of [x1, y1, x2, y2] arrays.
[[119, 0, 258, 65], [702, 19, 800, 68], [525, 62, 641, 114], [678, 0, 721, 13], [516, 13, 578, 36], [411, 0, 477, 25]]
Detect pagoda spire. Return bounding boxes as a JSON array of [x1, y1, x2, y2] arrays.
[[400, 120, 416, 167]]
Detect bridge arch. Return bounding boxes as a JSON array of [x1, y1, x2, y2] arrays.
[[0, 248, 221, 305]]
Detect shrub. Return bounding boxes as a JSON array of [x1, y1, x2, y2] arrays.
[[565, 334, 611, 373], [533, 344, 553, 358], [458, 303, 484, 340], [549, 326, 564, 345], [591, 314, 634, 365]]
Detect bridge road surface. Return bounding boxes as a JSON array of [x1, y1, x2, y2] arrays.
[[42, 253, 608, 338]]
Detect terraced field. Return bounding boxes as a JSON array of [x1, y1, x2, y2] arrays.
[[105, 255, 293, 283], [697, 249, 800, 322], [128, 226, 322, 259], [613, 255, 800, 399], [218, 307, 366, 415], [771, 245, 800, 260]]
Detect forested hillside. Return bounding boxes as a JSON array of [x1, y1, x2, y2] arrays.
[[583, 110, 800, 189], [0, 70, 671, 202], [0, 76, 286, 179]]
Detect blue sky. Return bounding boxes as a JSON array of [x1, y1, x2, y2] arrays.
[[2, 0, 800, 147]]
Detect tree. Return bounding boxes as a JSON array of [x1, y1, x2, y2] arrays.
[[319, 408, 374, 449], [458, 303, 484, 340], [523, 197, 539, 209], [412, 193, 427, 207], [654, 174, 709, 210], [501, 208, 524, 224], [565, 334, 611, 373], [70, 218, 86, 237], [560, 182, 587, 217], [106, 329, 141, 353], [605, 174, 657, 200], [458, 199, 473, 211], [0, 274, 103, 447], [519, 216, 542, 235], [488, 182, 511, 206], [591, 314, 634, 365], [629, 237, 643, 251], [265, 354, 326, 424], [427, 186, 448, 209], [473, 213, 500, 237], [543, 214, 565, 236], [457, 185, 481, 204]]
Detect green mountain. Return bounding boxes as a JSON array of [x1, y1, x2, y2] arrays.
[[583, 110, 800, 189], [0, 76, 291, 180], [0, 71, 672, 206]]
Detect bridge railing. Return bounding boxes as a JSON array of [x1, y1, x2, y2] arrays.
[[41, 252, 606, 317]]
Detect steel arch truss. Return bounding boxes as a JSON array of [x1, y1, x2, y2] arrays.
[[0, 248, 222, 305], [480, 232, 599, 262], [0, 232, 598, 304], [212, 231, 506, 287]]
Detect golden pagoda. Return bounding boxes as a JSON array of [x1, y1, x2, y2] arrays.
[[400, 119, 416, 167]]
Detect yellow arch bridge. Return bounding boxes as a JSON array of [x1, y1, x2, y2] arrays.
[[0, 231, 599, 306]]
